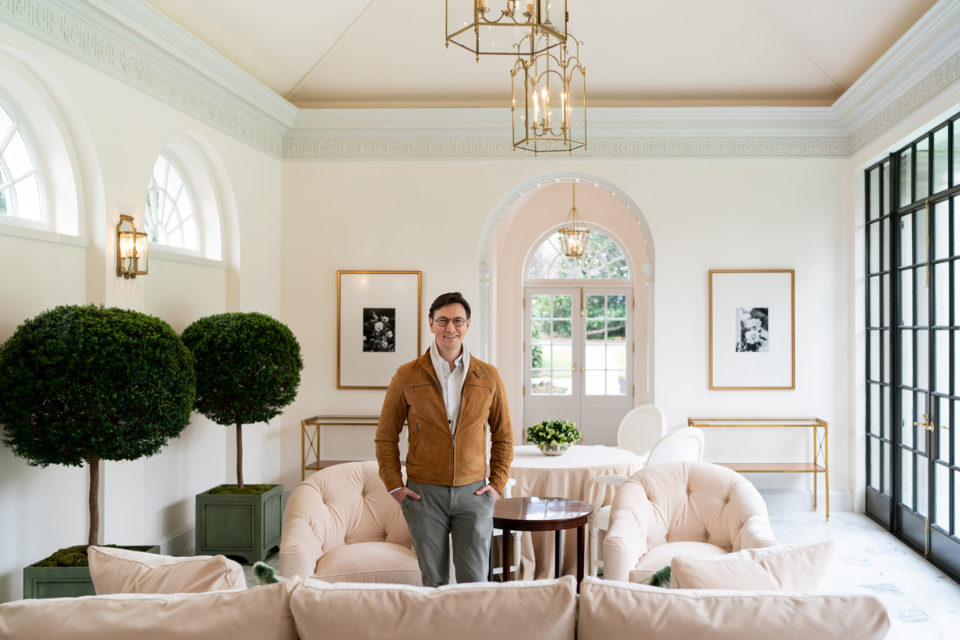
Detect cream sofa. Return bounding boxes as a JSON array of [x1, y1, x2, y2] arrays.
[[0, 575, 890, 640], [604, 461, 778, 583], [280, 461, 421, 585]]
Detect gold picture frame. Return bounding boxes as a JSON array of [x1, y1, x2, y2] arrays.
[[337, 271, 422, 390], [709, 269, 795, 390]]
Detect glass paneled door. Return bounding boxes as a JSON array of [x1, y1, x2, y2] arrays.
[[524, 287, 633, 444]]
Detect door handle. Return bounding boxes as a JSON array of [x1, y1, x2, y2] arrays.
[[572, 363, 577, 372], [914, 414, 934, 431]]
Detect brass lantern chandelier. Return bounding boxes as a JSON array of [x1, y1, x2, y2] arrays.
[[511, 31, 586, 154], [557, 182, 590, 258], [446, 0, 567, 60]]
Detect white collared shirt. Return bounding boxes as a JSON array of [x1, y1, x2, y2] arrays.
[[430, 339, 470, 435]]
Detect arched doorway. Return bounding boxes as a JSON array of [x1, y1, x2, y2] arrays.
[[480, 175, 654, 444]]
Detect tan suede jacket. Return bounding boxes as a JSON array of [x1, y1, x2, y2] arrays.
[[375, 350, 513, 495]]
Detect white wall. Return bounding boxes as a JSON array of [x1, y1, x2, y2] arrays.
[[280, 156, 852, 512], [0, 21, 282, 602]]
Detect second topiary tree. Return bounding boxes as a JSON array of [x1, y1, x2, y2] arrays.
[[182, 312, 303, 490]]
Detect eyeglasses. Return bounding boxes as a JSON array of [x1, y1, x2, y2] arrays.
[[434, 317, 466, 327]]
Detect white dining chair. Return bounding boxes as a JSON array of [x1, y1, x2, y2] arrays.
[[645, 427, 705, 466], [616, 405, 668, 467], [589, 474, 629, 577]]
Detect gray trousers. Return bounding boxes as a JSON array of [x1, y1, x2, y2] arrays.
[[401, 479, 494, 587]]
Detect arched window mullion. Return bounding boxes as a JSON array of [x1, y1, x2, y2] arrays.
[[145, 153, 200, 253], [0, 123, 17, 156], [528, 230, 630, 281]]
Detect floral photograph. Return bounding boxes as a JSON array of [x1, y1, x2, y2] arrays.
[[735, 307, 769, 352], [363, 308, 395, 352]]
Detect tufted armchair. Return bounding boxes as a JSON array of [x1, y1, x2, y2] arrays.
[[603, 461, 777, 583], [280, 461, 421, 585]]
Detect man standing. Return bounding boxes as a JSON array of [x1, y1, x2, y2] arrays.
[[375, 292, 513, 587]]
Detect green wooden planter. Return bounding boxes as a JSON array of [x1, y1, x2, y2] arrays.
[[195, 484, 283, 564], [23, 545, 160, 599]]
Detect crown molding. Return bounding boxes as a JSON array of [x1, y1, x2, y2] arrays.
[[0, 0, 291, 157]]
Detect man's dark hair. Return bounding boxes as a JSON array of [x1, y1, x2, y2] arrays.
[[429, 292, 472, 320]]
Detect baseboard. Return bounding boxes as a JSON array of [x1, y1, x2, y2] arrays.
[[148, 524, 195, 557], [758, 489, 853, 513]]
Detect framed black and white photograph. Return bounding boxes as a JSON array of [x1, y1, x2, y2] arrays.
[[709, 270, 794, 390], [338, 271, 421, 389]]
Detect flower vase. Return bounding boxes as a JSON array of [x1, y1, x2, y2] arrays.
[[539, 442, 571, 456]]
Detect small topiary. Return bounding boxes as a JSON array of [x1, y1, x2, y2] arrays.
[[182, 312, 302, 490], [0, 305, 196, 547]]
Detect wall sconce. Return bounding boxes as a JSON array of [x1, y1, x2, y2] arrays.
[[116, 215, 148, 279]]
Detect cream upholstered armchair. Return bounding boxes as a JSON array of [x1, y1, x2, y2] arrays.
[[603, 461, 777, 583], [280, 461, 421, 585]]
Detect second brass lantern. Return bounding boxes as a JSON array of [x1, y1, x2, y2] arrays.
[[511, 31, 586, 154]]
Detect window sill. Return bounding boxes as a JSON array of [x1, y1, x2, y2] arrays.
[[150, 245, 227, 269], [0, 221, 89, 247]]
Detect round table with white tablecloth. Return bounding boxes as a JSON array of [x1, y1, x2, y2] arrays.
[[507, 444, 640, 580]]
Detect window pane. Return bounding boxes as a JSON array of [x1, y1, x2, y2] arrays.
[[918, 393, 929, 455], [606, 370, 626, 396], [869, 276, 880, 327], [902, 268, 913, 326], [869, 222, 880, 273], [902, 329, 913, 387], [870, 437, 880, 489], [586, 295, 605, 318], [585, 320, 604, 342], [882, 217, 890, 271], [933, 127, 949, 193], [585, 345, 605, 369], [917, 330, 929, 390], [956, 401, 960, 464], [883, 386, 891, 438], [869, 385, 880, 435], [585, 371, 604, 396], [552, 373, 572, 396], [869, 331, 880, 381], [882, 330, 891, 384], [916, 269, 928, 327], [954, 196, 960, 256], [538, 345, 553, 368], [532, 295, 551, 318], [936, 263, 949, 326], [869, 167, 880, 221], [531, 344, 544, 369], [14, 173, 40, 220], [902, 388, 915, 448], [955, 124, 960, 187], [552, 320, 572, 342], [882, 161, 890, 213], [552, 345, 572, 371], [881, 274, 890, 327], [552, 295, 572, 318], [527, 230, 629, 280], [935, 201, 949, 259], [882, 442, 892, 497], [902, 449, 914, 508], [3, 129, 33, 178], [901, 149, 913, 207], [607, 320, 625, 342], [900, 213, 913, 266], [0, 107, 12, 140], [532, 320, 550, 343], [531, 371, 551, 394], [936, 330, 950, 395], [918, 455, 929, 517], [607, 295, 626, 318], [607, 344, 627, 370], [917, 138, 929, 200], [0, 188, 7, 216], [938, 396, 950, 462], [915, 207, 927, 269]]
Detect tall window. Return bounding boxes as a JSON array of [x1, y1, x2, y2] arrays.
[[865, 109, 960, 580], [145, 155, 199, 251], [0, 102, 42, 221], [528, 230, 629, 280]]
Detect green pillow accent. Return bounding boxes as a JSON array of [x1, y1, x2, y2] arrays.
[[253, 562, 286, 585], [649, 565, 671, 588]]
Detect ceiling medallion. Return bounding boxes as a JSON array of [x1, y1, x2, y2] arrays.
[[446, 0, 568, 60], [511, 31, 586, 155], [557, 182, 590, 258]]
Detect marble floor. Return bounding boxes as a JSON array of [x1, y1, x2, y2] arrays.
[[246, 512, 960, 640]]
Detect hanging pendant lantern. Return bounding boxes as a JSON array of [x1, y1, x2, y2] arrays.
[[557, 182, 590, 258], [511, 31, 586, 155], [446, 0, 567, 60]]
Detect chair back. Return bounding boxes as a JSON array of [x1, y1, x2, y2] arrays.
[[285, 462, 412, 554], [617, 405, 668, 456], [646, 427, 704, 466]]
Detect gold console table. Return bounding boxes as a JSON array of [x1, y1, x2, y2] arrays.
[[686, 417, 829, 521], [301, 415, 405, 481]]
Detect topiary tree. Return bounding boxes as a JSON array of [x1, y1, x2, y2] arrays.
[[182, 312, 302, 490], [0, 305, 196, 547]]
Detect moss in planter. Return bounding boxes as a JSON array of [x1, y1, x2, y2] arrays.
[[31, 545, 155, 568], [208, 484, 278, 496]]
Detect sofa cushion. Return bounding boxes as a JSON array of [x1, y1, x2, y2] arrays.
[[291, 575, 577, 640], [669, 540, 837, 591], [577, 577, 889, 640], [630, 541, 727, 583], [313, 541, 421, 585], [88, 546, 246, 595], [0, 579, 300, 640]]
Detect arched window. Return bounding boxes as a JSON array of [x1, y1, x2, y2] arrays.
[[528, 230, 629, 280], [145, 154, 199, 251], [0, 101, 42, 222]]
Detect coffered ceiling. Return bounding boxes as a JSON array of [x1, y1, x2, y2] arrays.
[[143, 0, 938, 108]]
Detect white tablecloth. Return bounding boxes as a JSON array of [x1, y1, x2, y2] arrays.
[[506, 445, 640, 580]]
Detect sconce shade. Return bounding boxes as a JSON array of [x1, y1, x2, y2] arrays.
[[116, 215, 148, 279], [446, 0, 567, 59]]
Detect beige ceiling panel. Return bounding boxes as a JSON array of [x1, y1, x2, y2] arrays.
[[145, 0, 374, 96], [748, 0, 938, 91], [291, 0, 841, 106]]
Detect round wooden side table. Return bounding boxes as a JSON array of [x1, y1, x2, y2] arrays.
[[492, 497, 593, 592]]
